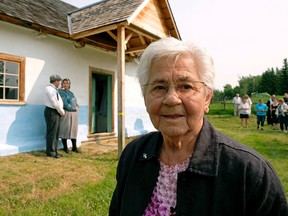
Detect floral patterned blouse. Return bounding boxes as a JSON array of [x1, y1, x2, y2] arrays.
[[144, 157, 191, 216]]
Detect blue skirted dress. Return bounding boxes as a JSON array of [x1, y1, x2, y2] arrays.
[[58, 89, 78, 139]]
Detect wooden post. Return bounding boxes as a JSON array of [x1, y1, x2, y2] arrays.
[[117, 25, 125, 158]]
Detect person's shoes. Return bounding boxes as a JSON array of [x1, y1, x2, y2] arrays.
[[261, 128, 263, 130], [47, 152, 60, 158], [57, 153, 63, 157], [72, 149, 80, 153], [47, 152, 63, 158], [63, 149, 71, 154], [257, 125, 259, 129]]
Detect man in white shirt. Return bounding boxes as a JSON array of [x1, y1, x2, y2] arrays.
[[44, 74, 65, 158], [233, 93, 241, 116]]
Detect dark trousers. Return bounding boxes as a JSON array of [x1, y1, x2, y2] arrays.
[[278, 115, 288, 131], [257, 115, 266, 126], [62, 138, 77, 151], [44, 107, 61, 155]]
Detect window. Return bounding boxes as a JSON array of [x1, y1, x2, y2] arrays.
[[0, 54, 25, 104]]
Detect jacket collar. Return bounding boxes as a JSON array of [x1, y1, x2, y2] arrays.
[[186, 118, 219, 176], [138, 117, 220, 176], [138, 132, 162, 161]]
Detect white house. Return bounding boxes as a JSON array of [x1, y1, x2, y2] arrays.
[[0, 0, 180, 156]]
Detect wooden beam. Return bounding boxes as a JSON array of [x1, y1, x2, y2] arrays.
[[125, 32, 134, 44], [117, 25, 126, 158], [139, 35, 147, 45], [72, 24, 118, 39], [125, 45, 149, 54], [126, 24, 160, 41], [83, 37, 117, 50], [107, 30, 117, 42]]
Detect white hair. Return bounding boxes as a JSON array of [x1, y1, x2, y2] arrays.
[[136, 37, 215, 96]]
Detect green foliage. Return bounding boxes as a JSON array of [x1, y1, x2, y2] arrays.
[[208, 101, 234, 115], [258, 68, 277, 94], [223, 84, 234, 99], [238, 75, 261, 96], [206, 114, 288, 199], [277, 58, 288, 94], [218, 57, 288, 97]]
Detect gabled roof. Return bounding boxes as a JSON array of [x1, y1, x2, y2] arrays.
[[69, 0, 145, 35], [0, 0, 180, 59], [0, 0, 76, 34]]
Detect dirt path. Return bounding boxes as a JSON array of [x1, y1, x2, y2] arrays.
[[80, 142, 118, 154]]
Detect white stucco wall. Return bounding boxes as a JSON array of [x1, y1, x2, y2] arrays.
[[0, 21, 155, 156]]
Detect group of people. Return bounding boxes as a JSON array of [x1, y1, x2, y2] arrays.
[[233, 92, 288, 131], [43, 75, 79, 158], [267, 94, 288, 132], [109, 37, 288, 215]]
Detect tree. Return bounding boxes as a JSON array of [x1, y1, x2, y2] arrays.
[[258, 68, 277, 94], [223, 84, 234, 99], [238, 75, 261, 96], [278, 58, 288, 94], [212, 89, 224, 102]]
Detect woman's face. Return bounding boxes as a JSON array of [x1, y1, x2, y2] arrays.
[[144, 55, 212, 137], [62, 80, 70, 90]]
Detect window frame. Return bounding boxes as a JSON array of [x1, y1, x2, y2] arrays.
[[0, 53, 25, 104]]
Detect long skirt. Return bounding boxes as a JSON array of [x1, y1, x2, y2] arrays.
[[59, 111, 78, 139]]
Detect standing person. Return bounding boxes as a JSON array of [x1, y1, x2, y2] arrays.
[[255, 99, 268, 130], [58, 78, 79, 153], [277, 98, 288, 133], [270, 98, 279, 130], [266, 94, 275, 126], [283, 92, 288, 104], [232, 93, 241, 116], [109, 37, 288, 215], [244, 94, 253, 116], [43, 74, 65, 158], [238, 96, 250, 128]]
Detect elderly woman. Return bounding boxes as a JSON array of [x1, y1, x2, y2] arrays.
[[58, 78, 79, 153], [277, 98, 288, 133], [109, 37, 287, 215]]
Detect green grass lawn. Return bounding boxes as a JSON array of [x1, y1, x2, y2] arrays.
[[206, 114, 288, 198], [0, 107, 287, 215]]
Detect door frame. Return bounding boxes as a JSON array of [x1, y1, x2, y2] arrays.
[[88, 67, 115, 136]]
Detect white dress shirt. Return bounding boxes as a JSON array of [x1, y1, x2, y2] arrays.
[[233, 96, 241, 105], [44, 84, 65, 115]]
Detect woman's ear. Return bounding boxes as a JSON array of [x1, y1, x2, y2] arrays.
[[205, 89, 213, 113]]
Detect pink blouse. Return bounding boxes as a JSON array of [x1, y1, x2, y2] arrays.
[[144, 157, 191, 216]]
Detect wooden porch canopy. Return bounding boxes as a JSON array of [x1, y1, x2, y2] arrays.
[[67, 0, 180, 156], [0, 0, 180, 156]]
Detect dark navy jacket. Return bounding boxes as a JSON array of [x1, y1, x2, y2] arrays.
[[109, 118, 288, 216]]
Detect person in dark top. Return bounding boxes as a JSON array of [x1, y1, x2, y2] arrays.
[[270, 97, 279, 130], [58, 78, 79, 153], [109, 37, 288, 216], [266, 94, 275, 125]]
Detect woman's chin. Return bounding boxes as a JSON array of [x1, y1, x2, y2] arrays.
[[159, 127, 188, 137]]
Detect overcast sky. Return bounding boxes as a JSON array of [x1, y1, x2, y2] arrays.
[[63, 0, 288, 90]]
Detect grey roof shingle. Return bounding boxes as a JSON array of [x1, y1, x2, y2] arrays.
[[0, 0, 77, 33], [68, 0, 145, 34]]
